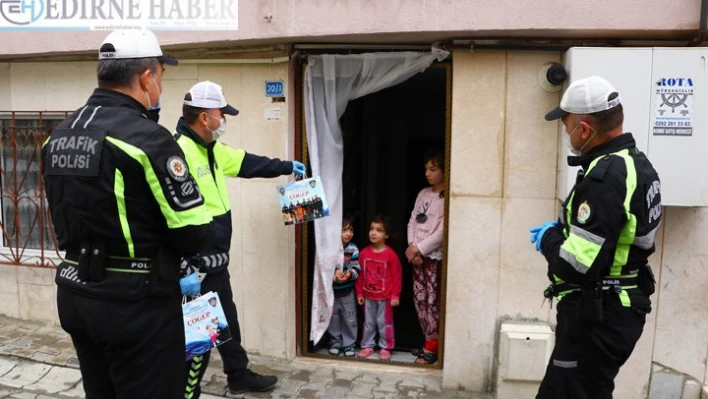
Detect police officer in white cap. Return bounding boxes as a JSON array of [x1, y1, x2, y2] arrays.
[[42, 30, 213, 399], [530, 76, 661, 398], [175, 81, 305, 397]]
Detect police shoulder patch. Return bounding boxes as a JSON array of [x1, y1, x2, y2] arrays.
[[166, 156, 188, 182], [577, 201, 592, 224]]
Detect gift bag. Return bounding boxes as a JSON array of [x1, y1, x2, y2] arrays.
[[183, 291, 232, 360], [276, 175, 330, 225]]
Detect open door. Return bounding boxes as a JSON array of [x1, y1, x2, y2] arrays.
[[296, 54, 451, 367]]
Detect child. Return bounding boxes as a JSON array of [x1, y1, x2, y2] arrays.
[[326, 214, 361, 357], [356, 215, 402, 361], [405, 149, 445, 364]]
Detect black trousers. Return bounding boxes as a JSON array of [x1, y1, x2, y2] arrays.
[[536, 296, 646, 399], [185, 269, 248, 398], [57, 286, 184, 399]]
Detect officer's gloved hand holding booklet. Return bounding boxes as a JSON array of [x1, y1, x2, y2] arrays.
[[183, 291, 232, 360], [276, 174, 330, 226]]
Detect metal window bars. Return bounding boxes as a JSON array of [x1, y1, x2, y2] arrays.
[[0, 111, 71, 267]]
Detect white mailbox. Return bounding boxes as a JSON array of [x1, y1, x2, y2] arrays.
[[496, 322, 554, 398], [558, 47, 708, 207]]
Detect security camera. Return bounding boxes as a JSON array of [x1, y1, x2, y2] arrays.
[[538, 62, 568, 93]]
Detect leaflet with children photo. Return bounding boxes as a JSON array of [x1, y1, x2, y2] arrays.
[[276, 176, 330, 225], [183, 291, 232, 360]]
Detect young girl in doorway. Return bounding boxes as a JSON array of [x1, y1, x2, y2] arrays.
[[356, 215, 402, 361], [326, 214, 360, 357], [406, 149, 445, 364]]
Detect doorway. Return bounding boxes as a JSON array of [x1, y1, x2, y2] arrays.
[[299, 62, 451, 366]]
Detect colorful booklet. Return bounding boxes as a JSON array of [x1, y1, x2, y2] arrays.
[[276, 176, 330, 225], [183, 291, 232, 360]]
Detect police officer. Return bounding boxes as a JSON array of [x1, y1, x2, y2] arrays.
[[41, 30, 213, 399], [174, 81, 306, 398], [530, 76, 661, 399]]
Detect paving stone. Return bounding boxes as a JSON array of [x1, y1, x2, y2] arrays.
[[0, 359, 16, 378], [372, 376, 402, 393], [334, 370, 362, 381], [241, 392, 271, 398], [56, 381, 84, 398], [399, 376, 425, 390], [321, 386, 348, 398], [7, 392, 37, 398], [296, 389, 320, 399], [299, 377, 330, 392], [35, 347, 60, 356], [274, 379, 304, 395], [269, 394, 298, 399], [29, 353, 55, 363], [0, 362, 51, 388], [6, 338, 39, 350], [311, 367, 335, 378], [62, 359, 78, 370], [648, 371, 683, 399], [0, 388, 20, 397], [348, 382, 376, 397], [0, 347, 16, 357], [356, 373, 380, 384], [25, 366, 81, 394], [288, 370, 312, 382]]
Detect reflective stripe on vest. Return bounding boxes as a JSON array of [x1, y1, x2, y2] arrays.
[[106, 137, 211, 229], [114, 169, 135, 258]]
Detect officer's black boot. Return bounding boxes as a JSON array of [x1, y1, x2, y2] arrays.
[[227, 369, 278, 395]]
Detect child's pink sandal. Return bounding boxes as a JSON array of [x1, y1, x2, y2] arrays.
[[379, 349, 391, 360], [357, 348, 374, 358]]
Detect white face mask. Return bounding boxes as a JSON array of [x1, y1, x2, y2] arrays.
[[205, 113, 227, 140], [566, 122, 597, 156], [144, 74, 161, 111]]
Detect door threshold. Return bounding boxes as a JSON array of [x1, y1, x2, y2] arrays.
[[293, 354, 442, 376]]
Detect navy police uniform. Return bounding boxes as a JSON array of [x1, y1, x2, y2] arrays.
[[536, 133, 661, 399], [42, 89, 213, 399]]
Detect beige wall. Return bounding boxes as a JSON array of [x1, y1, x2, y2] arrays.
[[0, 60, 297, 360], [444, 49, 561, 392]]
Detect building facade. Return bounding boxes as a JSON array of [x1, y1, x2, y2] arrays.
[[1, 1, 707, 398]]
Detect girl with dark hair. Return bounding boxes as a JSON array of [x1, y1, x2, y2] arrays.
[[406, 149, 445, 364]]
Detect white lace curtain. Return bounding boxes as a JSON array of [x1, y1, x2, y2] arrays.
[[304, 47, 450, 343]]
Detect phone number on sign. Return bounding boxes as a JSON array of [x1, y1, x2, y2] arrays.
[[655, 121, 691, 127]]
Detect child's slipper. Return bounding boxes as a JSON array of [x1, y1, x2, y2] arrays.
[[343, 346, 356, 357], [358, 347, 374, 358], [411, 347, 425, 357], [415, 351, 438, 364], [379, 349, 391, 360]]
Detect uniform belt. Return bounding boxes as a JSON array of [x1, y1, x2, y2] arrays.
[[65, 251, 152, 273], [550, 275, 639, 297]]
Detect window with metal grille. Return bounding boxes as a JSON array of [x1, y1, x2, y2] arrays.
[[0, 112, 70, 267]]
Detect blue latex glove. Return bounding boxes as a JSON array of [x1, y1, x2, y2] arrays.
[[292, 161, 306, 176], [179, 273, 201, 297], [530, 221, 559, 253]]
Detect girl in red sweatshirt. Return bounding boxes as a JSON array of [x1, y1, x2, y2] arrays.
[[355, 215, 402, 361]]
